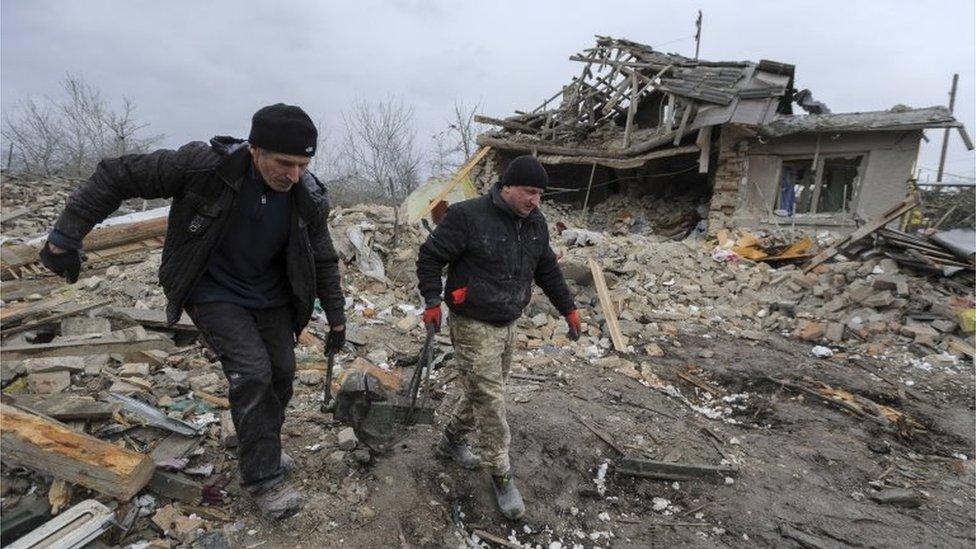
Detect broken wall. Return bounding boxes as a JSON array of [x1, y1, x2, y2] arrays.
[[707, 125, 752, 233], [708, 126, 922, 232]]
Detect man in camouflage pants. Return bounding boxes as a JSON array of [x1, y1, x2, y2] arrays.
[[416, 155, 581, 519]]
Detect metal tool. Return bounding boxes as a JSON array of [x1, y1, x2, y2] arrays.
[[404, 323, 436, 425], [321, 350, 337, 413]]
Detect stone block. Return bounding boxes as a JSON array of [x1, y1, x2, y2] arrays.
[[60, 316, 112, 337], [825, 323, 845, 343], [337, 427, 358, 450]]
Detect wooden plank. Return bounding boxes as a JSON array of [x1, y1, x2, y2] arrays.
[[419, 146, 491, 220], [696, 126, 712, 173], [0, 296, 71, 327], [588, 258, 627, 352], [622, 70, 638, 148], [0, 216, 167, 272], [220, 410, 238, 448], [81, 216, 168, 253], [672, 101, 693, 146], [9, 395, 118, 421], [0, 402, 155, 500], [1, 335, 174, 361], [1, 300, 113, 336], [804, 196, 919, 272]]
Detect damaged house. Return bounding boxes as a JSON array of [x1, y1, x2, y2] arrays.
[[470, 36, 973, 233]]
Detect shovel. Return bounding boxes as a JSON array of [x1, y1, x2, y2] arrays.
[[320, 350, 337, 413]]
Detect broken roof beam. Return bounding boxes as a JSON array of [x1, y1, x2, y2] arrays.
[[537, 144, 699, 169], [474, 115, 539, 134], [477, 126, 681, 158]]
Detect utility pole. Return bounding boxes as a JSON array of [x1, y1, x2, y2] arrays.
[[936, 73, 959, 182], [694, 10, 703, 60]]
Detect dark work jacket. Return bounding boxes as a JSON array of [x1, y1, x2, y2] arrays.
[[51, 137, 346, 333], [416, 187, 574, 325]]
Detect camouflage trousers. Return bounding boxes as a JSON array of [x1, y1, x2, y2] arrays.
[[444, 313, 516, 476]]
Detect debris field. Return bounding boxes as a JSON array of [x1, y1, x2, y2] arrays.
[[0, 165, 973, 549]]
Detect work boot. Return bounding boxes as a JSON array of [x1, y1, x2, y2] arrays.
[[491, 473, 525, 520], [251, 481, 304, 520], [281, 451, 294, 473], [436, 435, 481, 470]]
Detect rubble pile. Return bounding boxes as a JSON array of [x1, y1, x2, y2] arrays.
[[544, 193, 707, 239], [0, 174, 973, 547], [0, 171, 167, 242]]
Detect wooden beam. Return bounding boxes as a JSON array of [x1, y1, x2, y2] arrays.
[[477, 130, 679, 159], [0, 296, 72, 327], [696, 126, 712, 173], [474, 115, 538, 134], [588, 258, 627, 352], [537, 144, 699, 170], [8, 395, 118, 421], [622, 71, 638, 148], [673, 101, 693, 146], [418, 146, 491, 219], [0, 402, 155, 500], [804, 196, 919, 272], [1, 335, 174, 361]]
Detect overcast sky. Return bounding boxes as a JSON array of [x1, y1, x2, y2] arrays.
[[2, 0, 974, 180]]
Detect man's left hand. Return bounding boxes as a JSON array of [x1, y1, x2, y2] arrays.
[[565, 310, 581, 341], [325, 324, 346, 353]]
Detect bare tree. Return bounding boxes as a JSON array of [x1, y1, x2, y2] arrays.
[[1, 98, 63, 175], [340, 98, 424, 247], [430, 99, 485, 177], [2, 74, 162, 177]]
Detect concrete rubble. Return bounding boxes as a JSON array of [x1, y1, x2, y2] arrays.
[[0, 172, 973, 548]]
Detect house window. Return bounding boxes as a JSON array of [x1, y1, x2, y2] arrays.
[[777, 154, 864, 215]]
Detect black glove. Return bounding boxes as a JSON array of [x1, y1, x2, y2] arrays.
[[39, 242, 82, 283], [325, 328, 346, 354]]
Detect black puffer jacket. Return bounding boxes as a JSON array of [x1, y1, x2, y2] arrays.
[[52, 136, 346, 333], [416, 187, 574, 325]]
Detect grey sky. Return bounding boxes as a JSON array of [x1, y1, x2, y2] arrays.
[[2, 0, 974, 181]]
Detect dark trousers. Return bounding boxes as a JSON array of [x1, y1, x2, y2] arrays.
[[186, 302, 296, 494]]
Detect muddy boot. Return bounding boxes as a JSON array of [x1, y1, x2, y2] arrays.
[[436, 435, 481, 470], [281, 451, 294, 473], [491, 473, 525, 520], [251, 481, 304, 520]]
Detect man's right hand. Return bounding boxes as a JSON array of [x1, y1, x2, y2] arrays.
[[39, 241, 82, 283], [422, 304, 442, 333]]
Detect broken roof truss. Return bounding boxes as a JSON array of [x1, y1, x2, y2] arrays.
[[476, 35, 795, 159]]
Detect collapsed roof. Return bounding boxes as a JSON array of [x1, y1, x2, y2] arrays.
[[476, 36, 972, 159]]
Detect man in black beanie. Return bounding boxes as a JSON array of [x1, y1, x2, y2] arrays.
[[40, 103, 346, 520], [416, 154, 581, 519]]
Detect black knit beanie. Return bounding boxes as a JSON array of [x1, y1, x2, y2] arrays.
[[248, 103, 317, 156], [500, 155, 549, 190]]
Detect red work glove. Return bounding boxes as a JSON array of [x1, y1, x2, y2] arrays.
[[565, 309, 581, 341], [423, 304, 442, 333]]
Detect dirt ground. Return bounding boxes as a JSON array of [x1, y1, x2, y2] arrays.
[[224, 315, 975, 549]]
